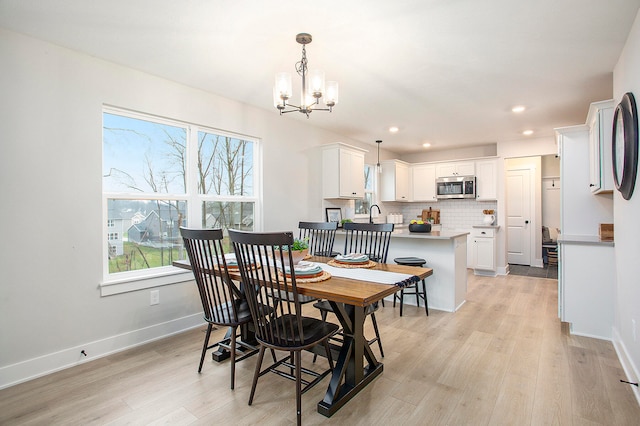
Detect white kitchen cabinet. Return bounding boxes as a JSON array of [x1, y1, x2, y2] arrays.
[[475, 158, 498, 200], [380, 160, 410, 202], [471, 227, 496, 275], [586, 100, 614, 194], [411, 163, 437, 202], [435, 161, 475, 178], [558, 238, 614, 339], [322, 143, 366, 199], [556, 125, 613, 235]]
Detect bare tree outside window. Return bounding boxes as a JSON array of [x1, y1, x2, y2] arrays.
[[103, 111, 257, 276], [355, 164, 374, 215]]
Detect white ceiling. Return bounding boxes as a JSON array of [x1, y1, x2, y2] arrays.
[[1, 0, 639, 154]]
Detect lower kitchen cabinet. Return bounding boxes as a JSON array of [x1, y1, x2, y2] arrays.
[[471, 226, 497, 276], [558, 236, 614, 339]]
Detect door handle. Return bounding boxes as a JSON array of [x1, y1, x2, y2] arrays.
[[525, 220, 529, 224]]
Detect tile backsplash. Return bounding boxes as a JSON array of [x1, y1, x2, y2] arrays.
[[396, 199, 498, 229]]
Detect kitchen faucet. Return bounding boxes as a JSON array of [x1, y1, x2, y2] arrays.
[[369, 204, 381, 224]]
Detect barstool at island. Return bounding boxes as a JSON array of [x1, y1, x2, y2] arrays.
[[393, 256, 429, 316]]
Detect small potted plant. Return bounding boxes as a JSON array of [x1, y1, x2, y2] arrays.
[[275, 237, 309, 265]]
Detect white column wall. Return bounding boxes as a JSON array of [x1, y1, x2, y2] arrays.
[[612, 8, 640, 403]]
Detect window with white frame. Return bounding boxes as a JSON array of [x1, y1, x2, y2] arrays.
[[354, 164, 375, 216], [102, 107, 260, 291]]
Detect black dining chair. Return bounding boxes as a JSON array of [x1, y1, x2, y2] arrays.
[[293, 221, 340, 305], [341, 222, 394, 263], [229, 229, 339, 426], [313, 222, 394, 358], [298, 221, 340, 258], [180, 227, 259, 390]]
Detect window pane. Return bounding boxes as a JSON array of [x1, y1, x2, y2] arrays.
[[103, 113, 187, 194], [197, 131, 254, 196], [354, 193, 373, 215], [202, 201, 254, 231], [107, 199, 187, 274], [355, 164, 374, 215], [364, 164, 373, 191]]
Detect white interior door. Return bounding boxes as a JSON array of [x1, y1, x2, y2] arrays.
[[507, 168, 533, 265]]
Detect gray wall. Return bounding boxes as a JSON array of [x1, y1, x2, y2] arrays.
[[612, 9, 640, 401]]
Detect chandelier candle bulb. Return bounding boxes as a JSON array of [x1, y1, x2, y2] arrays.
[[274, 73, 292, 101], [325, 81, 338, 106], [308, 69, 325, 97]]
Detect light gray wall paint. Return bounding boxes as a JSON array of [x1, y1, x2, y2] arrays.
[[612, 9, 640, 399]]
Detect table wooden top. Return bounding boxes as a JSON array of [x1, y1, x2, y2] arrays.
[[173, 256, 432, 307]]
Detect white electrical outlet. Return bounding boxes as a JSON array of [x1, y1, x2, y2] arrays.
[[150, 289, 160, 305]]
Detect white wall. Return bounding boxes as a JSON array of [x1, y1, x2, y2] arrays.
[[0, 29, 370, 388], [612, 9, 640, 402]]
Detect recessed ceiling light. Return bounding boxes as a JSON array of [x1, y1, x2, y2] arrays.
[[512, 105, 526, 113], [522, 129, 534, 136], [389, 126, 399, 133], [422, 143, 431, 148]]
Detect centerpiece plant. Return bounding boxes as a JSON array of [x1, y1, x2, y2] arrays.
[[275, 237, 309, 265]]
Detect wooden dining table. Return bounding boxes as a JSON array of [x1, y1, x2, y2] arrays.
[[173, 255, 433, 417]]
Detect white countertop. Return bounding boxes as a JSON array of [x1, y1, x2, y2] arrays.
[[390, 229, 469, 240], [557, 235, 614, 247], [472, 225, 500, 229]]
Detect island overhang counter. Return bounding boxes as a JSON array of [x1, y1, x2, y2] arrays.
[[334, 229, 469, 312]]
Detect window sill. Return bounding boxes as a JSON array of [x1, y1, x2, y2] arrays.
[[100, 267, 194, 296]]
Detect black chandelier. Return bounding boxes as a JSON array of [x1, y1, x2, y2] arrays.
[[273, 33, 339, 118]]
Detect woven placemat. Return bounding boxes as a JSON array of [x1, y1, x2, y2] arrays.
[[327, 259, 378, 269], [279, 270, 332, 283]]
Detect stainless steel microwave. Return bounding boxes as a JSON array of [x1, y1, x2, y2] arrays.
[[436, 176, 476, 199]]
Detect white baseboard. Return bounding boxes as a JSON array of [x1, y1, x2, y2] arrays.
[[0, 313, 204, 390], [473, 269, 498, 277], [612, 327, 640, 406]]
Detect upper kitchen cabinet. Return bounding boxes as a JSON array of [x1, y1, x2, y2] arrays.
[[381, 159, 410, 202], [586, 100, 614, 194], [435, 161, 475, 178], [475, 158, 498, 200], [322, 143, 367, 199], [411, 163, 438, 202]]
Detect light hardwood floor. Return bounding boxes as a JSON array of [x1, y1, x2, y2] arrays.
[[2, 272, 639, 425]]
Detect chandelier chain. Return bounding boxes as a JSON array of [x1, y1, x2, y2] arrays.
[[296, 45, 308, 76]]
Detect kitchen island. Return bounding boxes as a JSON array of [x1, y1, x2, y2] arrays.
[[334, 228, 469, 312]]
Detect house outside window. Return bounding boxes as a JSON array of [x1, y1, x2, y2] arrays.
[[102, 107, 260, 292], [355, 164, 375, 217]]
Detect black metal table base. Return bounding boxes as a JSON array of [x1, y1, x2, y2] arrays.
[[317, 301, 382, 417]]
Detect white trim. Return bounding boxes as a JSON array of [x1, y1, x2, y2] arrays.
[[100, 268, 194, 296], [0, 313, 204, 390], [612, 327, 640, 406]]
